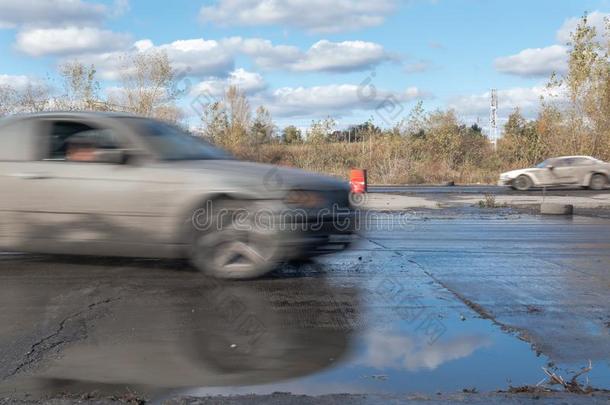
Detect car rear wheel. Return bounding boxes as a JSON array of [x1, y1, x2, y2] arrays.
[[589, 173, 607, 190], [512, 175, 533, 191], [190, 200, 280, 279]]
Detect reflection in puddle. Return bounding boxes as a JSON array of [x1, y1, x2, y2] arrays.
[[0, 254, 609, 400], [357, 331, 492, 372], [187, 280, 610, 397], [0, 258, 359, 399]]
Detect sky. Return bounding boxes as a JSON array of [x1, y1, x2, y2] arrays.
[[1, 0, 609, 132]]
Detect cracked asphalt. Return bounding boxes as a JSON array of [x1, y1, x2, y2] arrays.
[[1, 207, 610, 404]]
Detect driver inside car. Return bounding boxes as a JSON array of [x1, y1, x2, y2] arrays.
[[66, 136, 99, 162]]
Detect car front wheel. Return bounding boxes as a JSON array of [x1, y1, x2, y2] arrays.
[[512, 175, 533, 191], [190, 200, 280, 279], [589, 173, 607, 191]]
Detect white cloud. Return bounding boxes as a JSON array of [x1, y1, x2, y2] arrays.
[[16, 26, 131, 57], [289, 40, 393, 72], [190, 68, 267, 98], [156, 39, 235, 77], [69, 38, 235, 80], [0, 74, 43, 91], [227, 68, 267, 93], [494, 45, 568, 78], [68, 36, 393, 80], [556, 11, 610, 45], [495, 10, 610, 78], [255, 83, 427, 118], [0, 0, 106, 28], [358, 332, 491, 371], [448, 85, 566, 120], [226, 37, 392, 72], [200, 0, 397, 33], [222, 37, 301, 69]]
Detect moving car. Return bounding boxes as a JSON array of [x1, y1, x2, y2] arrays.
[[498, 156, 610, 191], [0, 112, 356, 279]]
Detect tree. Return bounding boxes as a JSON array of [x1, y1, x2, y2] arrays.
[[0, 85, 17, 117], [546, 13, 610, 159], [198, 86, 253, 148], [250, 106, 276, 144], [224, 85, 251, 146], [201, 101, 229, 144], [470, 123, 483, 134], [18, 83, 50, 113], [56, 61, 100, 110], [116, 50, 178, 118], [306, 117, 336, 144], [498, 108, 546, 165], [402, 100, 426, 138], [0, 82, 50, 115], [331, 121, 381, 143], [281, 126, 302, 144], [422, 110, 462, 164]]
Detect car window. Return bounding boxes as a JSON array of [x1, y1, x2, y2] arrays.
[[571, 157, 596, 166], [124, 118, 233, 161], [554, 158, 573, 167], [44, 121, 122, 162]]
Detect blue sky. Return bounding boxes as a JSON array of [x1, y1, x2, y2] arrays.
[[1, 0, 609, 131]]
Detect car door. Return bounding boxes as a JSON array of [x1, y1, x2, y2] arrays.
[[549, 158, 579, 185], [0, 117, 42, 249], [9, 117, 172, 256], [569, 157, 600, 185]]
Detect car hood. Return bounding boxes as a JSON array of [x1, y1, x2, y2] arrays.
[[500, 168, 537, 178], [155, 159, 350, 192]]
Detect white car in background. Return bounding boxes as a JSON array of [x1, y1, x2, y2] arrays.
[[499, 156, 610, 191]]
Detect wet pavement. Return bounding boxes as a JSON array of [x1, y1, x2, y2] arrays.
[[0, 209, 609, 402]]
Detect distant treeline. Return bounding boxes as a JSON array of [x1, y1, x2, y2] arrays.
[[1, 15, 608, 184]]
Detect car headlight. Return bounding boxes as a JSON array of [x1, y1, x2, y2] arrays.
[[284, 190, 327, 208]]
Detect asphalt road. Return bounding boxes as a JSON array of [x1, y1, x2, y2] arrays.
[[368, 184, 610, 196], [1, 209, 609, 403]]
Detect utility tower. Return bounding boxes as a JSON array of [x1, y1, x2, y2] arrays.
[[489, 89, 498, 149]]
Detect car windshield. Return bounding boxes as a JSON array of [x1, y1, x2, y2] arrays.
[[127, 118, 233, 161], [536, 160, 550, 168]]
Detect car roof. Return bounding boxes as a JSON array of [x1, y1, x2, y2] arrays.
[[555, 155, 597, 160], [2, 111, 140, 121]]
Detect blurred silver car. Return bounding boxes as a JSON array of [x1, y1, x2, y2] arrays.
[[0, 112, 355, 279], [499, 156, 610, 191]]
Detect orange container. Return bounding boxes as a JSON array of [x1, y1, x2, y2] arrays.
[[350, 169, 368, 193]]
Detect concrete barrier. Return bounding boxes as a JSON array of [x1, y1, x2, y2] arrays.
[[540, 203, 573, 215]]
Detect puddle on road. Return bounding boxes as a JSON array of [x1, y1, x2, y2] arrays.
[[186, 294, 610, 397], [1, 253, 608, 400]]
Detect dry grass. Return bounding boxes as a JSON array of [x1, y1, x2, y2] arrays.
[[231, 140, 507, 185]]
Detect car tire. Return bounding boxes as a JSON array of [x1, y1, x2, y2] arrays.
[[589, 173, 607, 190], [190, 200, 280, 279], [512, 175, 533, 191]]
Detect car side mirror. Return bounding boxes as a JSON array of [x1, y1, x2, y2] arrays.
[[547, 165, 554, 171]]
